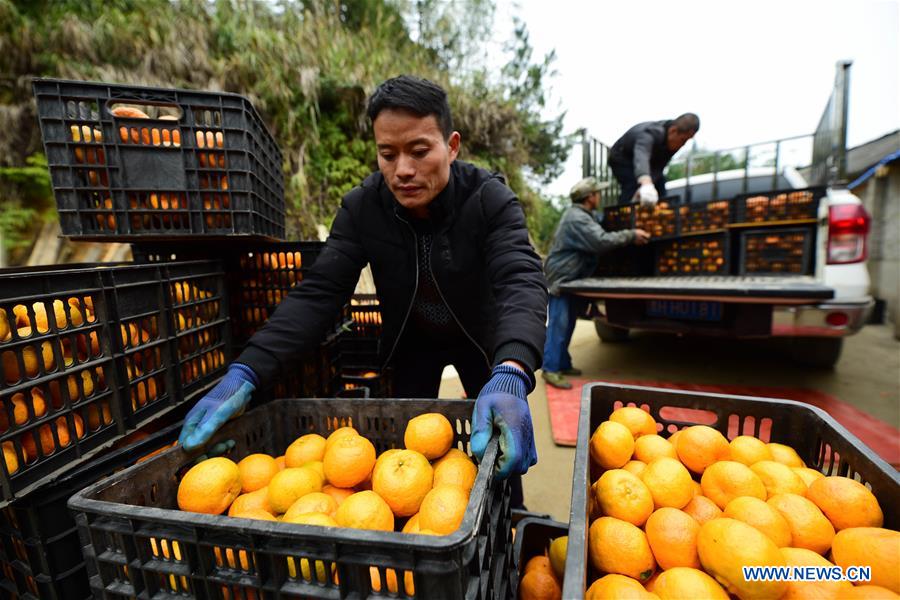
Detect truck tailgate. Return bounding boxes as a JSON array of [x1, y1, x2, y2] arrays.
[[561, 276, 834, 303]]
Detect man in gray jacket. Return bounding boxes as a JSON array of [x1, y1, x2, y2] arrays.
[[542, 177, 649, 388]]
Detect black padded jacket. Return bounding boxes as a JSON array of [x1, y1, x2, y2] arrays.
[[238, 160, 548, 388]]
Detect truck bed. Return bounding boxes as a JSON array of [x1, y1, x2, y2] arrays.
[[561, 276, 834, 303]]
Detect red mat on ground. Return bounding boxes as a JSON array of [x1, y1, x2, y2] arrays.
[[544, 379, 900, 466]]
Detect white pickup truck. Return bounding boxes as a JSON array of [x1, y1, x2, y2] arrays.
[[566, 61, 872, 368], [564, 173, 873, 368]]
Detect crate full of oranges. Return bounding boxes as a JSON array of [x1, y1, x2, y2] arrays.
[[69, 397, 513, 600]]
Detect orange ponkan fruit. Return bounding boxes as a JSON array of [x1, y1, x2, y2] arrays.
[[0, 389, 47, 430], [593, 469, 654, 526], [285, 433, 327, 467], [372, 449, 433, 517], [666, 429, 683, 449], [228, 487, 273, 517], [282, 511, 338, 527], [432, 447, 469, 467], [609, 406, 657, 438], [401, 513, 421, 534], [700, 460, 767, 509], [767, 493, 835, 555], [237, 454, 278, 493], [404, 413, 453, 460], [418, 483, 469, 535], [805, 476, 884, 530], [640, 457, 694, 510], [325, 426, 358, 452], [751, 460, 808, 498], [432, 454, 477, 493], [267, 466, 324, 514], [682, 495, 723, 525], [842, 585, 900, 599], [22, 414, 85, 460], [674, 426, 730, 475], [585, 574, 656, 600], [729, 435, 773, 466], [231, 508, 277, 522], [644, 507, 701, 570], [723, 496, 792, 547], [632, 434, 677, 463], [274, 455, 286, 471], [698, 518, 787, 600], [323, 434, 376, 489], [375, 448, 402, 469], [283, 492, 338, 520], [588, 516, 656, 582], [334, 490, 394, 532], [524, 555, 552, 574], [780, 546, 853, 600], [831, 528, 900, 594], [177, 457, 242, 515], [768, 443, 805, 467], [519, 569, 561, 600], [646, 567, 729, 600], [792, 467, 824, 487], [590, 420, 634, 470], [690, 480, 702, 497], [622, 460, 647, 477], [322, 484, 355, 507], [301, 460, 325, 480], [3, 441, 19, 474]]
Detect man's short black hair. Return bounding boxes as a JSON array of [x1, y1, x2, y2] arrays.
[[366, 75, 454, 140], [673, 113, 700, 134]]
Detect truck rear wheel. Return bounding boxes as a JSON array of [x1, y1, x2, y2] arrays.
[[594, 320, 630, 343], [789, 337, 844, 369]]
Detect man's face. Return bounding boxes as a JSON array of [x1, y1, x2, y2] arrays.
[[667, 126, 695, 152], [373, 108, 460, 217]]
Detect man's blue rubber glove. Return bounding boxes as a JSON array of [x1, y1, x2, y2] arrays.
[[179, 363, 258, 451], [471, 363, 538, 478]]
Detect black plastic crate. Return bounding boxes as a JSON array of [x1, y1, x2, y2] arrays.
[[0, 261, 228, 506], [738, 227, 815, 275], [33, 78, 285, 241], [0, 419, 181, 600], [69, 398, 513, 600], [348, 293, 382, 339], [634, 200, 679, 239], [1, 267, 122, 506], [677, 199, 730, 234], [132, 241, 338, 347], [732, 186, 824, 225], [601, 204, 634, 232], [563, 383, 900, 598], [654, 232, 729, 276], [512, 517, 567, 600]]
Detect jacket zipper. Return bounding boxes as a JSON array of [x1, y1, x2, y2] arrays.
[[428, 236, 491, 369], [382, 214, 420, 368]]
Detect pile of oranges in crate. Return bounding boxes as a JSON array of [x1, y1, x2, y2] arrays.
[[743, 230, 810, 274], [679, 200, 730, 234], [171, 280, 226, 388], [656, 236, 727, 275], [635, 202, 677, 238], [742, 190, 815, 224]]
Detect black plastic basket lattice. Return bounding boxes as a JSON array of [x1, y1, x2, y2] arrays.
[[732, 186, 824, 225], [0, 261, 229, 505], [69, 398, 513, 600], [563, 383, 900, 597], [677, 199, 731, 234], [0, 420, 181, 600], [33, 78, 285, 240], [601, 204, 634, 232], [654, 232, 730, 276], [738, 227, 815, 275]]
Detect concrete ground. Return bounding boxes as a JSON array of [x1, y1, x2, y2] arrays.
[[440, 321, 900, 522]]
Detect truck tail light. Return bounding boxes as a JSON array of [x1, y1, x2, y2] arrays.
[[827, 204, 870, 264]]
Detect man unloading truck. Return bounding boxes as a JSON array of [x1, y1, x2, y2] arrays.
[[542, 177, 649, 389], [178, 75, 547, 507], [608, 113, 700, 205]]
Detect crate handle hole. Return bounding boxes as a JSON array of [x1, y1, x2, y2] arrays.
[[658, 406, 717, 426]]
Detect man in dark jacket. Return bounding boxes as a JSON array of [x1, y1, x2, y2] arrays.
[[608, 113, 700, 205], [542, 177, 649, 389], [178, 76, 547, 501]]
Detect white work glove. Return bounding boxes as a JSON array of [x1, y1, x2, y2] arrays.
[[635, 182, 659, 207]]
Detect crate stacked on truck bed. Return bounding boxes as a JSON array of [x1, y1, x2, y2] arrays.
[[563, 383, 900, 598], [0, 261, 228, 505], [33, 78, 285, 240], [69, 398, 514, 600]]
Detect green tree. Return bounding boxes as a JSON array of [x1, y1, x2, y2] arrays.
[[666, 150, 746, 180]]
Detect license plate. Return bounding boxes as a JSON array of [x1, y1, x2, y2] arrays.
[[646, 299, 723, 322]]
